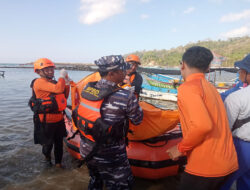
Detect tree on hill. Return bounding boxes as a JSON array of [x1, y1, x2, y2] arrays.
[[126, 36, 250, 67]]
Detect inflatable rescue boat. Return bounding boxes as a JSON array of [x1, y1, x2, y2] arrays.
[[63, 72, 186, 179]]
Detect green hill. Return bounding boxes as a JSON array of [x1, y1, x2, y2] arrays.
[[129, 36, 250, 67]]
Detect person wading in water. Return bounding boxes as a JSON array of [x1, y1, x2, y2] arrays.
[[29, 58, 70, 168]]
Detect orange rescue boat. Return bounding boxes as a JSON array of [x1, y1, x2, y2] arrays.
[[63, 72, 186, 179]]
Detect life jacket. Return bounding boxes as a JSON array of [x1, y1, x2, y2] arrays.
[[29, 79, 67, 114], [74, 81, 128, 143], [129, 73, 136, 84], [119, 73, 140, 99], [130, 73, 142, 99], [120, 73, 136, 89]]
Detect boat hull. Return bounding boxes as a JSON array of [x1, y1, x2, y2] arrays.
[[140, 88, 177, 102], [128, 130, 186, 179], [63, 108, 186, 179], [64, 110, 82, 160]]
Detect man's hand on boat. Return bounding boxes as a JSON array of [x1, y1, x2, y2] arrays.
[[166, 145, 183, 161]]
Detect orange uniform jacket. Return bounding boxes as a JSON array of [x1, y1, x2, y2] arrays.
[[33, 78, 69, 123], [177, 73, 238, 177]]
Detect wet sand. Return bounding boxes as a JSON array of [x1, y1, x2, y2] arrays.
[[3, 168, 180, 190], [2, 145, 236, 190], [2, 147, 180, 190]]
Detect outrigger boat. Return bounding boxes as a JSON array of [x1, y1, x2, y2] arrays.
[[140, 88, 177, 102], [141, 71, 237, 101], [144, 74, 181, 91], [63, 72, 186, 179], [140, 74, 181, 102]]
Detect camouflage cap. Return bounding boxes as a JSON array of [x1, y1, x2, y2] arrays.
[[94, 55, 131, 72]]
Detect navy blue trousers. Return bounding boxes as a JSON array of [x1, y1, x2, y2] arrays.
[[221, 137, 250, 190], [80, 140, 134, 190]]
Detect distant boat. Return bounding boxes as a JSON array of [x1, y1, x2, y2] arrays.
[[0, 71, 5, 77], [144, 74, 181, 90], [146, 74, 180, 83], [140, 88, 177, 102], [213, 81, 235, 93], [207, 70, 237, 93], [141, 73, 235, 101], [140, 74, 180, 101]]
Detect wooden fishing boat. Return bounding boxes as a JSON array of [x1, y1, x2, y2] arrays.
[[144, 74, 181, 90], [142, 73, 236, 100], [146, 74, 179, 82], [140, 88, 177, 102], [140, 74, 180, 101]]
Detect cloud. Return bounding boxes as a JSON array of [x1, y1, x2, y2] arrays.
[[140, 0, 151, 3], [79, 0, 126, 25], [210, 0, 250, 3], [183, 7, 195, 14], [220, 9, 250, 22], [220, 25, 250, 38], [140, 14, 149, 19], [208, 0, 224, 3]]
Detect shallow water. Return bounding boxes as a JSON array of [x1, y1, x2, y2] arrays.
[[0, 69, 87, 189], [0, 68, 236, 190], [0, 68, 181, 190]]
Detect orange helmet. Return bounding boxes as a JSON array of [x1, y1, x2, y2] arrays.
[[33, 58, 55, 72], [126, 54, 141, 65]]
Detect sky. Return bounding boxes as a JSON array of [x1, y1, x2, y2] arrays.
[[0, 0, 250, 64]]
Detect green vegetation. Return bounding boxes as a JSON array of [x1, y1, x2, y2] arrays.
[[128, 36, 250, 67]]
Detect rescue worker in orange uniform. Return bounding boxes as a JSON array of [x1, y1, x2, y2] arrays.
[[29, 58, 70, 168], [123, 54, 143, 98], [74, 55, 143, 190], [167, 46, 238, 190]]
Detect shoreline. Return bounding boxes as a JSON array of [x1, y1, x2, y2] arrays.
[[0, 65, 238, 75]]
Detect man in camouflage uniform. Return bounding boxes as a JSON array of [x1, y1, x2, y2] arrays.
[[79, 55, 143, 190]]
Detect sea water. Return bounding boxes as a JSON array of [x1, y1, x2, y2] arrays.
[[0, 67, 236, 190]]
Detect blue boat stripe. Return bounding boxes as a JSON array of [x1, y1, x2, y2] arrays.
[[80, 102, 100, 112]]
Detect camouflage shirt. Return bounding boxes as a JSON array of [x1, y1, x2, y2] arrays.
[[96, 79, 143, 126]]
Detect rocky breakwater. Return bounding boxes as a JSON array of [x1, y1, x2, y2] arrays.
[[55, 63, 97, 72], [0, 63, 98, 72]]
